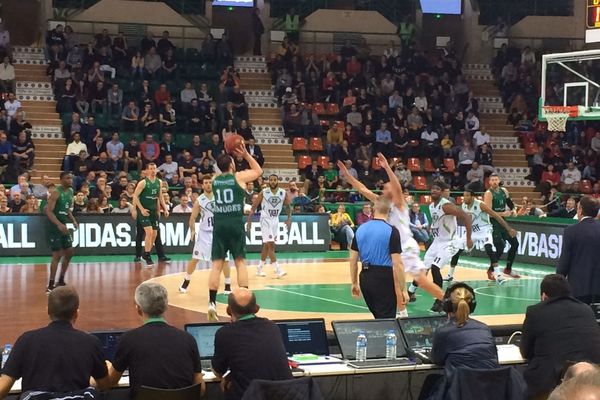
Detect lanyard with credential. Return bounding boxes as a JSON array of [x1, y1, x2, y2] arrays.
[[237, 314, 256, 321]]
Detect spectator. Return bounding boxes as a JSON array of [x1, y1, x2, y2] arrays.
[[106, 132, 123, 171], [0, 56, 15, 93], [178, 150, 197, 179], [158, 154, 178, 184], [339, 159, 358, 188], [159, 103, 177, 131], [159, 131, 178, 162], [4, 93, 21, 125], [409, 202, 430, 244], [560, 161, 581, 193], [19, 194, 39, 213], [374, 121, 393, 157], [540, 196, 578, 219], [131, 50, 145, 79], [106, 282, 205, 397], [457, 139, 476, 175], [11, 131, 35, 173], [63, 132, 87, 172], [0, 196, 9, 213], [180, 82, 197, 113], [591, 131, 600, 154], [106, 83, 123, 116], [157, 30, 175, 57], [246, 137, 264, 167], [548, 368, 600, 400], [88, 135, 107, 162], [0, 286, 110, 397], [93, 152, 115, 178], [140, 134, 159, 165], [472, 128, 491, 147], [475, 143, 495, 173], [212, 288, 291, 400], [465, 111, 480, 134], [8, 191, 25, 212], [90, 81, 107, 115], [465, 161, 485, 192], [161, 48, 177, 80], [420, 126, 441, 167], [0, 22, 11, 58], [172, 194, 192, 213], [323, 161, 339, 190], [355, 203, 373, 226], [123, 137, 142, 172], [140, 103, 158, 132], [144, 47, 162, 78], [112, 195, 131, 214], [520, 274, 600, 399], [110, 174, 129, 200], [330, 204, 355, 249]]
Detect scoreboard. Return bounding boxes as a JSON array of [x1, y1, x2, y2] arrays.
[[587, 0, 600, 42]]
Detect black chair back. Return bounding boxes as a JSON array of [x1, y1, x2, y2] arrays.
[[241, 377, 323, 400], [135, 383, 203, 400]]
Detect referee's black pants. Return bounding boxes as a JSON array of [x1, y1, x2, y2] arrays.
[[135, 220, 166, 258], [359, 267, 397, 319]]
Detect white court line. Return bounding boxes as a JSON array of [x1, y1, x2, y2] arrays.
[[265, 286, 370, 311], [473, 285, 539, 302]]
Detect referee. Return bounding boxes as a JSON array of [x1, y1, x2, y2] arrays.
[[349, 195, 408, 319]]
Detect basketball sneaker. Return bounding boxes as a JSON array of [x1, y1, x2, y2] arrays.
[[179, 279, 190, 294], [443, 275, 454, 282], [256, 266, 266, 277], [208, 302, 218, 322], [142, 253, 154, 268], [133, 256, 141, 262], [223, 284, 232, 295], [159, 256, 172, 263], [409, 292, 417, 303], [486, 269, 495, 281], [496, 275, 507, 285], [430, 300, 445, 313], [56, 280, 67, 287], [45, 285, 55, 294], [503, 268, 521, 279], [275, 268, 287, 279]]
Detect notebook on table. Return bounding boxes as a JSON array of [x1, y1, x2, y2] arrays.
[[398, 316, 447, 364], [275, 318, 341, 365], [332, 319, 415, 369], [91, 330, 128, 376]]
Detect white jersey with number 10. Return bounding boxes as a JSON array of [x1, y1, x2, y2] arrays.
[[260, 188, 286, 220]]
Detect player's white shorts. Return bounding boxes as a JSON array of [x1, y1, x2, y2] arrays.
[[424, 239, 462, 269], [192, 230, 213, 261], [260, 217, 279, 244], [469, 229, 494, 251], [401, 237, 428, 275]]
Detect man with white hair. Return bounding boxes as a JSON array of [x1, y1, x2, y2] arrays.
[[107, 282, 205, 398], [548, 367, 600, 400]]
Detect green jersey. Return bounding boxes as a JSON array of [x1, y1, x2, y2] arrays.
[[140, 177, 160, 210], [212, 173, 245, 223], [54, 186, 73, 224], [488, 187, 507, 230]]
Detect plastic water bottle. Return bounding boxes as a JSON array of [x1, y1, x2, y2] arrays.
[[1, 344, 11, 369], [386, 330, 397, 360], [355, 331, 367, 362]]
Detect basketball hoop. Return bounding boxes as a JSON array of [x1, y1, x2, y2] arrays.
[[543, 106, 579, 132]]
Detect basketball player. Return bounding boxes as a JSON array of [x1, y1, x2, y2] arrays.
[[132, 162, 169, 268], [484, 173, 521, 280], [338, 155, 445, 317], [445, 189, 517, 284], [208, 145, 263, 321], [179, 175, 232, 294], [407, 181, 473, 312], [246, 174, 291, 278], [45, 172, 78, 293]]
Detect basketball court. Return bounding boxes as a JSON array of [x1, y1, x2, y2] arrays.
[[0, 251, 549, 343]]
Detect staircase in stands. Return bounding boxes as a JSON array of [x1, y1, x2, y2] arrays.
[[12, 47, 63, 184], [235, 56, 300, 182], [464, 63, 538, 202]]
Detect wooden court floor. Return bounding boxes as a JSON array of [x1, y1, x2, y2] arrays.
[[0, 253, 546, 343]]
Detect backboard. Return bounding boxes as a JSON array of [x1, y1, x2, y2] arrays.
[[539, 49, 600, 122]]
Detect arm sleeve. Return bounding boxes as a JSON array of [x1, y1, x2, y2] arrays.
[[431, 329, 447, 365], [187, 334, 203, 374], [2, 335, 27, 379], [519, 309, 535, 360], [389, 227, 402, 254], [112, 335, 130, 373], [211, 330, 228, 375], [556, 227, 572, 277], [90, 336, 109, 379]]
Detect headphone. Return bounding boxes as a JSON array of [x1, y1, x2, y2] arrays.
[[442, 282, 477, 314]]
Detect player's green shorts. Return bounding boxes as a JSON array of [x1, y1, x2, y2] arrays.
[[48, 227, 73, 252], [212, 222, 246, 260], [137, 210, 159, 229], [492, 224, 511, 243]]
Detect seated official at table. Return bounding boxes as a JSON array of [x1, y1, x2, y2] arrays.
[[419, 283, 499, 400], [520, 274, 600, 400], [0, 286, 110, 398], [212, 288, 292, 400], [107, 282, 205, 398]]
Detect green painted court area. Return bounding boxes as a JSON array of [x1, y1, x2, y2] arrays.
[[217, 279, 542, 317]]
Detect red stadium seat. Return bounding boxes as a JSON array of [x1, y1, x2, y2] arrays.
[[413, 176, 427, 190], [309, 137, 324, 152], [581, 179, 593, 194], [409, 139, 420, 148], [292, 137, 308, 151], [443, 158, 456, 172], [327, 103, 340, 115], [424, 158, 436, 172], [297, 155, 312, 170], [419, 194, 432, 204], [407, 158, 421, 172], [312, 103, 325, 114], [320, 120, 329, 129], [455, 196, 464, 205], [372, 157, 381, 170], [317, 155, 330, 168]]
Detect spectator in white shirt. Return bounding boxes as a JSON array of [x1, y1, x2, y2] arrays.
[[4, 92, 21, 125], [560, 161, 581, 193], [465, 111, 480, 134], [111, 196, 131, 214], [472, 129, 491, 147], [339, 159, 358, 188], [158, 154, 178, 184], [414, 90, 428, 112], [591, 131, 600, 154], [180, 82, 197, 112], [106, 132, 124, 171], [172, 194, 192, 213], [63, 133, 88, 172], [388, 90, 403, 110], [0, 56, 15, 93]]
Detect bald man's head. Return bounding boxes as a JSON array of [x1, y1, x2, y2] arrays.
[[550, 368, 600, 400], [227, 288, 259, 320], [564, 362, 600, 382]]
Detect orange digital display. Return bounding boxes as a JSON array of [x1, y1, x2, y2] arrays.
[[588, 0, 600, 29]]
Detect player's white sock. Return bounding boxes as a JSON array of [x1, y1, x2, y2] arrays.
[[397, 309, 409, 318], [224, 277, 231, 285], [447, 267, 456, 279], [273, 261, 280, 272], [408, 283, 417, 294], [494, 266, 502, 278], [184, 273, 192, 281], [258, 260, 264, 268]]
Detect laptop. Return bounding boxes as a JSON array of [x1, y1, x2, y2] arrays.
[[332, 319, 415, 369], [184, 322, 227, 371], [398, 316, 447, 364], [91, 330, 128, 375], [275, 318, 341, 365]]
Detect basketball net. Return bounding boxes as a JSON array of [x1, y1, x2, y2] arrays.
[[545, 111, 570, 132]]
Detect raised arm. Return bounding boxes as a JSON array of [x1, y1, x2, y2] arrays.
[[336, 160, 377, 202], [376, 152, 406, 210], [235, 144, 263, 185]]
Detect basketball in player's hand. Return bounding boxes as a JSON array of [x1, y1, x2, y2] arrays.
[[224, 134, 245, 156]]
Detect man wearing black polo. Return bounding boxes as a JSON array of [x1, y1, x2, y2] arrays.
[[350, 195, 407, 318], [107, 282, 205, 398], [212, 288, 292, 400], [0, 286, 110, 397]]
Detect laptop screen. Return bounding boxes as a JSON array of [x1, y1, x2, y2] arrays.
[[91, 331, 126, 362], [332, 319, 408, 360], [398, 316, 447, 349], [275, 319, 330, 356], [185, 323, 227, 360]]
